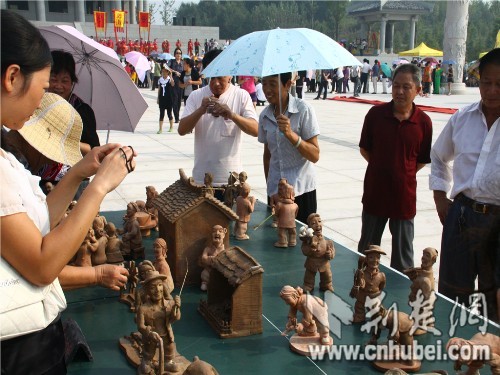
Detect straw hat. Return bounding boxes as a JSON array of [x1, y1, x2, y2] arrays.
[[19, 92, 83, 166], [364, 244, 386, 256]]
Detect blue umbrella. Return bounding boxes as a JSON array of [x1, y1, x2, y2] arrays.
[[182, 54, 191, 59], [442, 59, 457, 65], [158, 52, 174, 60], [202, 27, 361, 78], [380, 63, 391, 78]]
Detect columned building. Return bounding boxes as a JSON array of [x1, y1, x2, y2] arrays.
[[2, 1, 143, 24], [347, 0, 434, 54]]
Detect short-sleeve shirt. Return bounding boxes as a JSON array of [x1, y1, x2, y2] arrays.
[[258, 94, 320, 197], [181, 85, 258, 186], [359, 101, 432, 219]]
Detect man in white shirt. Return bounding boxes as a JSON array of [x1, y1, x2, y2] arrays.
[[429, 48, 500, 321], [178, 49, 258, 199]]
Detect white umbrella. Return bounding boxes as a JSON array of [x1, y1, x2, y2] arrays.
[[124, 51, 150, 83], [202, 28, 361, 78], [203, 28, 361, 113], [39, 25, 148, 141]]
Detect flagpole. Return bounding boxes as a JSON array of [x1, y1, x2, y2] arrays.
[[147, 13, 151, 56], [94, 11, 98, 40]]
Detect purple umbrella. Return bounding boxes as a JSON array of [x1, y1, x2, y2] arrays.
[[39, 25, 148, 140], [125, 51, 150, 83]]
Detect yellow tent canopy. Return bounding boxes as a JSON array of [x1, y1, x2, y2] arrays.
[[399, 42, 443, 57], [479, 30, 500, 58]]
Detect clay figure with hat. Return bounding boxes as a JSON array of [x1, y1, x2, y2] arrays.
[[137, 271, 182, 374], [280, 285, 333, 356], [350, 245, 387, 323], [404, 247, 439, 336], [299, 213, 335, 293]]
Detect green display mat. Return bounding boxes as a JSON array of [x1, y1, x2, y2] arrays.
[[65, 203, 499, 374]]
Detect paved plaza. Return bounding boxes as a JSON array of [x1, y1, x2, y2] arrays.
[[99, 83, 482, 282]]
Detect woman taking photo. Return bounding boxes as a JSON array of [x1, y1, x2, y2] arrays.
[[1, 10, 136, 373]]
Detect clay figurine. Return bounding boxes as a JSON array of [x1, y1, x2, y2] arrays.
[[74, 228, 99, 267], [299, 213, 335, 293], [270, 178, 295, 228], [104, 222, 125, 265], [280, 285, 333, 356], [350, 245, 387, 323], [222, 171, 239, 207], [137, 271, 181, 374], [234, 183, 256, 240], [119, 202, 145, 260], [273, 180, 298, 248], [446, 333, 500, 375], [153, 238, 174, 294], [404, 247, 438, 336], [367, 301, 421, 373], [200, 225, 226, 291], [203, 173, 215, 197], [120, 260, 139, 309], [145, 185, 159, 231], [183, 356, 220, 375], [237, 171, 248, 195]]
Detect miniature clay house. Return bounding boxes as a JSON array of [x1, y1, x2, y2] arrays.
[[198, 246, 264, 338], [152, 169, 239, 286]]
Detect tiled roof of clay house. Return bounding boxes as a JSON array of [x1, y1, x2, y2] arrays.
[[212, 246, 264, 286], [152, 169, 238, 223]]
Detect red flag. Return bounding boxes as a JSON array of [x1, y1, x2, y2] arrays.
[[138, 12, 150, 32], [94, 11, 106, 32]]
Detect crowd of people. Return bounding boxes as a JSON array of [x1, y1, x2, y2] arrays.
[[1, 7, 499, 373]]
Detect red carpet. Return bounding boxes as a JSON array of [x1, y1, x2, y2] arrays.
[[329, 96, 457, 114]]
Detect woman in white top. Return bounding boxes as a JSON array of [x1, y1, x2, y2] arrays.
[[1, 10, 136, 373]]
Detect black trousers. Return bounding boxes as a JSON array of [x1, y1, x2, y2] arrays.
[[1, 315, 66, 375], [172, 86, 183, 122]]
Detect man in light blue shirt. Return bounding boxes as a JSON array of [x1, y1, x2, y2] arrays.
[[258, 72, 320, 223]]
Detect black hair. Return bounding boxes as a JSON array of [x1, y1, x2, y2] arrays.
[[51, 50, 78, 83], [392, 63, 421, 87], [264, 72, 292, 87], [1, 10, 52, 92], [202, 49, 222, 69], [479, 48, 500, 76], [183, 57, 194, 68], [173, 47, 182, 56]]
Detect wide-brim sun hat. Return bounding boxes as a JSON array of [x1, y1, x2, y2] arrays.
[[19, 92, 83, 166]]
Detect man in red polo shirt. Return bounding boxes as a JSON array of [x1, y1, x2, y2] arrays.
[[358, 63, 432, 272]]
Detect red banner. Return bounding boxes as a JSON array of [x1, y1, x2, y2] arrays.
[[138, 11, 150, 32], [93, 11, 106, 32]]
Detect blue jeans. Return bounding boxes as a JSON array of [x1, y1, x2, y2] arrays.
[[438, 197, 498, 318]]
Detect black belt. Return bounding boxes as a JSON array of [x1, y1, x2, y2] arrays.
[[455, 193, 500, 215]]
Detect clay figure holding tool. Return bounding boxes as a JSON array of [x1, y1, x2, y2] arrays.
[[350, 245, 386, 323], [280, 285, 332, 356], [137, 271, 182, 374]]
